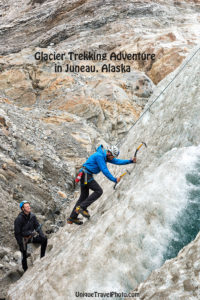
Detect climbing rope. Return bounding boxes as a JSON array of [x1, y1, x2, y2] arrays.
[[116, 46, 200, 147]]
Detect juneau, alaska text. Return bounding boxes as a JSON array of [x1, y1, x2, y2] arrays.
[[64, 63, 131, 73]]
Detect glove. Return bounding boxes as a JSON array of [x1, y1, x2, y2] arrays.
[[30, 231, 37, 237], [132, 157, 136, 163], [117, 177, 121, 183]]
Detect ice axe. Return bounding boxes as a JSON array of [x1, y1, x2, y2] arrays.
[[113, 142, 147, 189], [113, 170, 130, 190], [134, 142, 147, 158]]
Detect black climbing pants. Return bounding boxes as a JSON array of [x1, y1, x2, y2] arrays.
[[70, 173, 103, 219], [21, 235, 47, 271]]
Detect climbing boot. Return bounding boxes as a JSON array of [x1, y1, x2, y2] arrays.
[[67, 217, 83, 225], [75, 206, 90, 219]]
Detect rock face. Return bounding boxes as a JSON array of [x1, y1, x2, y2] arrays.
[[0, 0, 199, 146], [0, 100, 106, 298], [7, 47, 200, 299], [0, 0, 199, 83], [0, 0, 199, 147], [0, 49, 153, 143]]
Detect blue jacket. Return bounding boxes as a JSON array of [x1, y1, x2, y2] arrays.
[[83, 145, 133, 183]]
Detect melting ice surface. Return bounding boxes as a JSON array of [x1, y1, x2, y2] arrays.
[[51, 148, 200, 300], [163, 153, 200, 261], [49, 145, 200, 300], [89, 146, 200, 294]]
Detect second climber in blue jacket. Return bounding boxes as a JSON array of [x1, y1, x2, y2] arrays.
[[67, 145, 136, 225]]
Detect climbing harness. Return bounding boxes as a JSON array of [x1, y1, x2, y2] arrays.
[[75, 167, 94, 185]]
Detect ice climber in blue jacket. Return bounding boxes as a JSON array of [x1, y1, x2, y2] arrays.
[[67, 145, 136, 225]]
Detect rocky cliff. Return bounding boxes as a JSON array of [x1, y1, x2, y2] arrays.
[[0, 0, 200, 143], [1, 0, 199, 83], [0, 99, 107, 297]]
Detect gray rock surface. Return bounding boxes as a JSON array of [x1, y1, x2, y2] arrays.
[[0, 100, 106, 298], [0, 0, 199, 83], [0, 50, 154, 142]]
